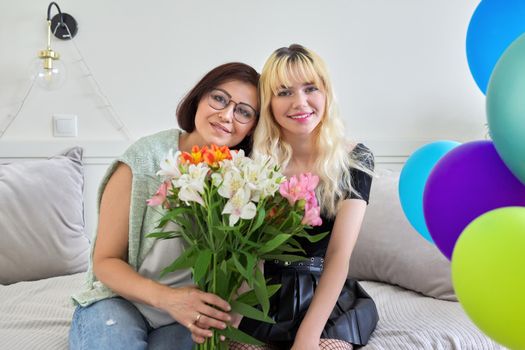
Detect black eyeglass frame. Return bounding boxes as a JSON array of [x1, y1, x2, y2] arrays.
[[207, 88, 258, 124]]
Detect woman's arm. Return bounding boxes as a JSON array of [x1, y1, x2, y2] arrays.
[[292, 199, 367, 349], [92, 162, 231, 343]]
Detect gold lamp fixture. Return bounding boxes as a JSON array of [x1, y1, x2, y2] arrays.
[[31, 2, 78, 90]]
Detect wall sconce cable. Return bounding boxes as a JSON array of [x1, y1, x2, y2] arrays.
[[61, 23, 133, 140], [0, 80, 36, 138]]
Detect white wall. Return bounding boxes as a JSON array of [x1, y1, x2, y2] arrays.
[[0, 0, 487, 237], [1, 0, 485, 154]]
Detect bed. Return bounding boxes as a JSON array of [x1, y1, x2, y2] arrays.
[[0, 146, 506, 349], [0, 275, 504, 349]]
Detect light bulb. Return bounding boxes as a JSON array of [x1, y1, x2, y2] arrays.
[[30, 53, 67, 90], [31, 15, 68, 91]]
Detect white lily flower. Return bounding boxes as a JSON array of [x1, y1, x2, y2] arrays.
[[211, 173, 223, 187], [174, 163, 209, 206], [156, 149, 182, 179], [223, 187, 256, 226], [179, 187, 205, 206], [223, 149, 250, 172], [243, 162, 269, 202], [218, 168, 246, 199], [244, 154, 282, 200]]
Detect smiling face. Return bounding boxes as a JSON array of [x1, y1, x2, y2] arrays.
[[192, 80, 258, 148], [270, 77, 326, 139]]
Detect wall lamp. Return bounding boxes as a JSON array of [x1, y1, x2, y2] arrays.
[[1, 2, 132, 139], [31, 2, 78, 90]]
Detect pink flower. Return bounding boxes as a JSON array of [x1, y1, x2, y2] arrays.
[[147, 180, 172, 207], [305, 191, 318, 210], [280, 173, 322, 226], [279, 172, 319, 205], [279, 176, 301, 205], [302, 206, 322, 226], [299, 173, 319, 192]]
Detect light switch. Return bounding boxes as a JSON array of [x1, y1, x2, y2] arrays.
[[53, 114, 78, 137]]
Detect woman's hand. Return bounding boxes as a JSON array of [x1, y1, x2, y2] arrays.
[[156, 285, 231, 343]]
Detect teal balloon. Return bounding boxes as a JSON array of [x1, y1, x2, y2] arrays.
[[487, 33, 525, 185], [399, 141, 460, 242]]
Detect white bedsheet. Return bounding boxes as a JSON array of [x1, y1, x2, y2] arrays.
[[361, 281, 506, 350], [0, 274, 506, 349], [0, 273, 84, 349]]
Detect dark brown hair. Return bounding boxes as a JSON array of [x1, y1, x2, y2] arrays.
[[176, 62, 260, 153]]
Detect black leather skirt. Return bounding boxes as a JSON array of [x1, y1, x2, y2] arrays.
[[239, 258, 379, 349]]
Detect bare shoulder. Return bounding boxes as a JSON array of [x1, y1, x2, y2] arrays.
[[100, 162, 132, 205], [107, 162, 132, 186]]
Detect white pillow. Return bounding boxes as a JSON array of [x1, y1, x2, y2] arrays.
[[348, 169, 457, 301], [0, 147, 90, 284]]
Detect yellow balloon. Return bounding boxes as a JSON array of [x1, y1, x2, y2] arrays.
[[452, 207, 525, 350]]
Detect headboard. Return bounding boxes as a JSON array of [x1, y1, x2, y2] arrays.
[[0, 139, 411, 240]]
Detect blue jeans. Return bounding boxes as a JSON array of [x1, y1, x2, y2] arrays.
[[69, 297, 193, 350]]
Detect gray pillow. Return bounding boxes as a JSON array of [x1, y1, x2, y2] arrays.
[[0, 147, 90, 285], [348, 168, 457, 301]]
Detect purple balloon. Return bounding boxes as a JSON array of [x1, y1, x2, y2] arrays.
[[423, 140, 525, 260]]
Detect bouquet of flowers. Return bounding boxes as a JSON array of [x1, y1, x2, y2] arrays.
[[147, 145, 326, 349]]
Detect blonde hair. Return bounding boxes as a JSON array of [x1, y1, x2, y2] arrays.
[[253, 44, 372, 218]]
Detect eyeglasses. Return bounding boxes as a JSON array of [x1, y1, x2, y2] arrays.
[[207, 88, 257, 124]]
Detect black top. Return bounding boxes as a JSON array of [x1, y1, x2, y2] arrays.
[[298, 144, 374, 257]]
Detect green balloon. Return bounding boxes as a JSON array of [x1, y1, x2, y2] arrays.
[[487, 33, 525, 185], [452, 207, 525, 350]]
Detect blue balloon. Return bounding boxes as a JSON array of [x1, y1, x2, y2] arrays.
[[399, 141, 460, 242], [466, 0, 525, 94]]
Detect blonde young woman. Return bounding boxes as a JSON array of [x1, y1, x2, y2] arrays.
[[233, 45, 378, 350]]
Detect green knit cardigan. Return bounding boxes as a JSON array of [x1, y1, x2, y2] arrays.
[[72, 129, 181, 306]]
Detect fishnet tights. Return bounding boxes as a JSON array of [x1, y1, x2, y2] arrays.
[[229, 338, 353, 350]]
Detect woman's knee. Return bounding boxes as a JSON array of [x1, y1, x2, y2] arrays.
[[69, 298, 149, 350]]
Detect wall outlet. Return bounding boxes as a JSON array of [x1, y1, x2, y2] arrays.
[[53, 114, 78, 137]]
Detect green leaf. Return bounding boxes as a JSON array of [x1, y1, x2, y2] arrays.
[[160, 247, 196, 278], [230, 300, 275, 324], [262, 254, 308, 262], [258, 234, 292, 254], [231, 254, 250, 282], [211, 225, 239, 231], [286, 237, 303, 249], [192, 249, 212, 283], [266, 284, 281, 298], [163, 206, 193, 221], [215, 260, 230, 299], [278, 243, 306, 253], [216, 326, 264, 345], [174, 216, 196, 236], [145, 231, 180, 239], [248, 208, 266, 234], [236, 284, 281, 306], [261, 225, 281, 236], [302, 230, 330, 243], [242, 252, 256, 277], [254, 267, 269, 315]]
